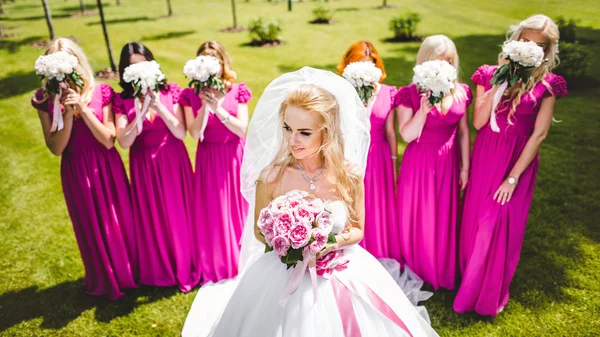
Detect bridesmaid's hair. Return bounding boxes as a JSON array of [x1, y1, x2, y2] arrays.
[[196, 41, 236, 89], [268, 84, 362, 226], [32, 37, 96, 108], [118, 42, 168, 99], [416, 35, 467, 103], [337, 40, 386, 83], [498, 14, 560, 124]]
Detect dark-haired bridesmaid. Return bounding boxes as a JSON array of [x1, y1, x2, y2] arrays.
[[113, 42, 200, 292]]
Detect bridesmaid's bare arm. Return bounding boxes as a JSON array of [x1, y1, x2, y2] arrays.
[[384, 107, 398, 183], [508, 96, 556, 180], [214, 103, 248, 138], [37, 109, 74, 156], [398, 94, 432, 143], [184, 104, 207, 140], [472, 85, 500, 130], [115, 112, 140, 149], [494, 96, 556, 205]]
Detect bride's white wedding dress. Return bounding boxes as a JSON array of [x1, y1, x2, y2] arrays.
[[183, 200, 438, 337]]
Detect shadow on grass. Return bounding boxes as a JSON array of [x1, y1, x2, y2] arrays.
[[0, 35, 44, 53], [335, 7, 360, 12], [0, 281, 180, 332], [141, 30, 195, 42], [0, 71, 39, 100], [86, 16, 152, 26], [58, 2, 111, 13], [0, 13, 71, 22]]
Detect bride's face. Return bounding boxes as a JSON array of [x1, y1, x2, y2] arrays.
[[283, 106, 324, 160]]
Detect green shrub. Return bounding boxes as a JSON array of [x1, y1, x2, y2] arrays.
[[555, 16, 578, 43], [555, 42, 590, 78], [311, 4, 334, 23], [388, 13, 421, 41], [248, 17, 282, 44]]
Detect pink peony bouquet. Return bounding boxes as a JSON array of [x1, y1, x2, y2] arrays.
[[257, 189, 337, 269]]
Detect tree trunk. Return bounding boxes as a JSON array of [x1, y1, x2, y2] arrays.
[[231, 0, 237, 28], [41, 0, 55, 40], [0, 1, 5, 15], [166, 0, 173, 16], [97, 0, 117, 72], [79, 0, 86, 13], [116, 0, 121, 5], [288, 0, 292, 12], [383, 0, 387, 7]]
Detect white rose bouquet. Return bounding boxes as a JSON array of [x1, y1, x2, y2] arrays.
[[412, 60, 457, 105], [183, 55, 225, 95], [342, 61, 382, 105]]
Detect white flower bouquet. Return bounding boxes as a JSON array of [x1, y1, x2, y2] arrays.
[[412, 60, 457, 105], [342, 61, 382, 105], [122, 60, 166, 97], [183, 55, 225, 95], [491, 40, 545, 87]]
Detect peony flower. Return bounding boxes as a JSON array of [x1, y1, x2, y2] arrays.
[[274, 212, 294, 236], [412, 60, 457, 104], [272, 236, 291, 256], [342, 61, 382, 104], [315, 211, 333, 232], [306, 228, 328, 255], [289, 222, 312, 249], [122, 60, 165, 96]]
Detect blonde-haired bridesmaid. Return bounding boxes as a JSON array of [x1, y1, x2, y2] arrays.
[[31, 38, 138, 300], [391, 35, 472, 290]]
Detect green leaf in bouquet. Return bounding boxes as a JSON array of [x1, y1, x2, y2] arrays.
[[490, 64, 510, 85], [327, 232, 337, 244], [46, 79, 60, 96], [264, 244, 274, 253], [69, 72, 84, 88], [428, 94, 443, 105], [133, 84, 141, 98], [508, 74, 519, 87]]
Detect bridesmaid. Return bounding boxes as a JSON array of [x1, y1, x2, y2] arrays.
[[337, 40, 397, 259], [454, 15, 567, 316], [113, 42, 199, 292], [391, 35, 472, 290], [31, 38, 138, 300], [180, 40, 251, 284]]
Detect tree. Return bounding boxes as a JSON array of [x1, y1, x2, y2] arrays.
[[288, 0, 291, 12], [79, 0, 86, 13], [231, 0, 237, 28], [96, 0, 117, 72], [0, 1, 5, 15], [166, 0, 173, 16], [41, 0, 55, 40]]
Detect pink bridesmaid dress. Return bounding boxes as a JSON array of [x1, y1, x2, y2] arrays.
[[360, 84, 398, 259], [391, 83, 472, 290], [179, 83, 252, 284], [31, 83, 138, 300], [113, 83, 200, 292], [454, 65, 567, 316]]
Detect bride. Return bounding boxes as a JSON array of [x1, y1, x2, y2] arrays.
[[182, 67, 438, 337]]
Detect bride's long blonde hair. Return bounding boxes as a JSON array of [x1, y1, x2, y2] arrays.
[[498, 14, 560, 123], [268, 84, 362, 224]]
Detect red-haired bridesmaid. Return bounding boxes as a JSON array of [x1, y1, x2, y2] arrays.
[[113, 42, 199, 292], [392, 35, 472, 290], [180, 41, 252, 284], [31, 38, 138, 300], [455, 15, 567, 316], [338, 40, 398, 259]]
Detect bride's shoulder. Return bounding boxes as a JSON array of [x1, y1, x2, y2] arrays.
[[343, 161, 363, 179], [257, 165, 286, 185]]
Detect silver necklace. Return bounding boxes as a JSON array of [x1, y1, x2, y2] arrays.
[[297, 163, 324, 192]]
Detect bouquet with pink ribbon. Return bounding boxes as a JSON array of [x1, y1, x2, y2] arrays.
[[489, 40, 545, 132], [122, 60, 166, 135], [34, 51, 84, 132], [257, 189, 337, 268]]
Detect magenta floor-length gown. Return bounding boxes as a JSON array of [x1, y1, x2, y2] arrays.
[[31, 83, 138, 300], [391, 83, 472, 290], [113, 83, 200, 292], [360, 84, 398, 259], [179, 83, 252, 284], [454, 65, 567, 316]]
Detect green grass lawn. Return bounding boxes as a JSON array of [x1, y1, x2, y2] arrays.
[[1, 0, 599, 336]]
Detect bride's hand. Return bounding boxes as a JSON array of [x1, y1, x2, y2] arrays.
[[316, 242, 338, 259]]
